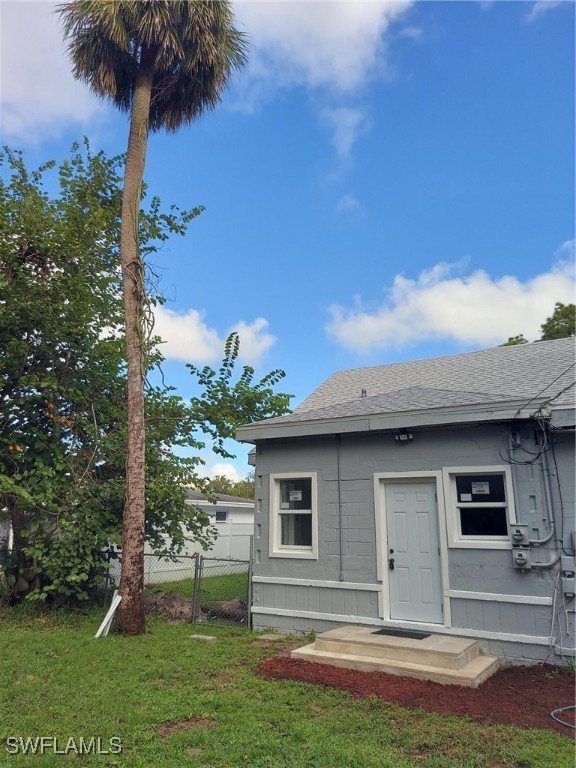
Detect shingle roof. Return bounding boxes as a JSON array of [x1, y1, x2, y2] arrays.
[[256, 338, 575, 429]]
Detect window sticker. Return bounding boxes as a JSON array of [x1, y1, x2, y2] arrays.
[[289, 490, 302, 501], [471, 481, 490, 495], [460, 493, 472, 502]]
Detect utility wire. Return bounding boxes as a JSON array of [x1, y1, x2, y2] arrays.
[[514, 362, 575, 418], [538, 380, 576, 411]]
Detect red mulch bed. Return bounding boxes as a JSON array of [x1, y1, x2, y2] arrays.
[[257, 656, 575, 736]]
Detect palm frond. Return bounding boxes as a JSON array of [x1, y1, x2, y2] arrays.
[[57, 0, 248, 129]]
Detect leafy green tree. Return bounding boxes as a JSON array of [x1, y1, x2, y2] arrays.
[[539, 302, 575, 340], [0, 143, 197, 601], [501, 334, 528, 347], [58, 0, 247, 633], [188, 333, 290, 459], [205, 473, 256, 500], [501, 303, 575, 346], [0, 145, 291, 605], [1, 143, 124, 600]]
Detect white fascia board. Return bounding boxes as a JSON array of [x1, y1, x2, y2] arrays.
[[369, 401, 540, 431], [236, 417, 371, 442], [236, 400, 545, 442]]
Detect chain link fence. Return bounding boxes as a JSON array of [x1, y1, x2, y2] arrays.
[[192, 555, 251, 626], [102, 546, 252, 627]]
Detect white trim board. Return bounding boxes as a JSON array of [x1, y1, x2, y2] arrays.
[[251, 607, 554, 646], [446, 590, 553, 606], [442, 465, 517, 550], [252, 576, 380, 591]]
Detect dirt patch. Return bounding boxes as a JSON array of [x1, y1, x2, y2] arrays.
[[145, 590, 246, 624], [216, 598, 247, 622], [145, 591, 195, 622], [257, 657, 575, 736], [156, 717, 215, 738]]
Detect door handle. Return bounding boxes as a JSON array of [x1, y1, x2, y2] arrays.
[[388, 557, 395, 571]]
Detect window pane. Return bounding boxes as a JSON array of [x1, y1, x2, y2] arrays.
[[460, 507, 508, 536], [215, 510, 227, 523], [280, 513, 312, 546], [455, 474, 505, 503], [279, 478, 312, 510]]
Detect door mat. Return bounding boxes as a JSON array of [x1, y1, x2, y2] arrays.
[[372, 628, 430, 640]]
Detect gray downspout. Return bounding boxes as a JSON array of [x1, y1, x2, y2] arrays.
[[336, 434, 344, 582], [508, 431, 521, 517], [531, 426, 560, 570], [538, 429, 559, 552]]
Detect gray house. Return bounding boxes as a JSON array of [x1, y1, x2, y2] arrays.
[[237, 338, 575, 665]]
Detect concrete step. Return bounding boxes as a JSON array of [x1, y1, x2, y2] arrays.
[[290, 627, 500, 688], [315, 626, 480, 670]]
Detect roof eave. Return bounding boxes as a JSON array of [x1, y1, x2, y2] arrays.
[[236, 399, 552, 443], [550, 405, 576, 428]]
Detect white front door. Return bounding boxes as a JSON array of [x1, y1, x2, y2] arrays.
[[385, 481, 443, 623]]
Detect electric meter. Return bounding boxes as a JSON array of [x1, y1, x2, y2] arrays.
[[510, 525, 530, 547], [512, 549, 531, 569]]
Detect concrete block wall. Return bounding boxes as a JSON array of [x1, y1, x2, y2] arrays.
[[250, 422, 575, 662]]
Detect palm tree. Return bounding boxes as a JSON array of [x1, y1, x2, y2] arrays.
[[58, 0, 247, 634]]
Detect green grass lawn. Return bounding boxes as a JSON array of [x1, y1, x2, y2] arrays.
[[0, 606, 572, 768]]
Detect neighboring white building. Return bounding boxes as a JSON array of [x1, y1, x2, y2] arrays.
[[180, 489, 255, 560], [134, 490, 255, 585]]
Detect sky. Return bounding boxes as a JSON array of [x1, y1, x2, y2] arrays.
[[1, 0, 574, 481]]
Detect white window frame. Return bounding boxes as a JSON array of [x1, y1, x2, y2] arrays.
[[269, 472, 318, 559], [442, 465, 516, 549], [214, 509, 228, 524]]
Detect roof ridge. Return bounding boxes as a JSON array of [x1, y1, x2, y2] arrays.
[[326, 337, 575, 379]]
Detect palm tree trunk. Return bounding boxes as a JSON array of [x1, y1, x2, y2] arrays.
[[116, 45, 157, 635]]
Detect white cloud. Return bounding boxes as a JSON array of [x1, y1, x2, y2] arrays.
[[0, 2, 105, 143], [153, 306, 275, 366], [398, 25, 422, 40], [336, 193, 362, 215], [321, 107, 367, 160], [555, 239, 575, 261], [207, 463, 243, 482], [233, 1, 413, 158], [153, 307, 221, 364], [526, 1, 564, 23], [1, 1, 413, 155], [326, 252, 576, 353], [229, 318, 276, 365], [234, 1, 413, 95]]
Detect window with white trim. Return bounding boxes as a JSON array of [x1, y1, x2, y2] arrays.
[[269, 473, 317, 559], [443, 466, 516, 549], [214, 509, 228, 524]]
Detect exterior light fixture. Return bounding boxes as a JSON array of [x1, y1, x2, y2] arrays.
[[394, 429, 413, 442]]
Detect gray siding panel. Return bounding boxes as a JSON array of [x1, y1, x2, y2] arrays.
[[307, 588, 320, 614], [450, 598, 552, 638], [319, 588, 333, 614], [254, 584, 380, 621]]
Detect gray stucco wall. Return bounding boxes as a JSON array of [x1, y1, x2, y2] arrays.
[[251, 421, 575, 663]]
